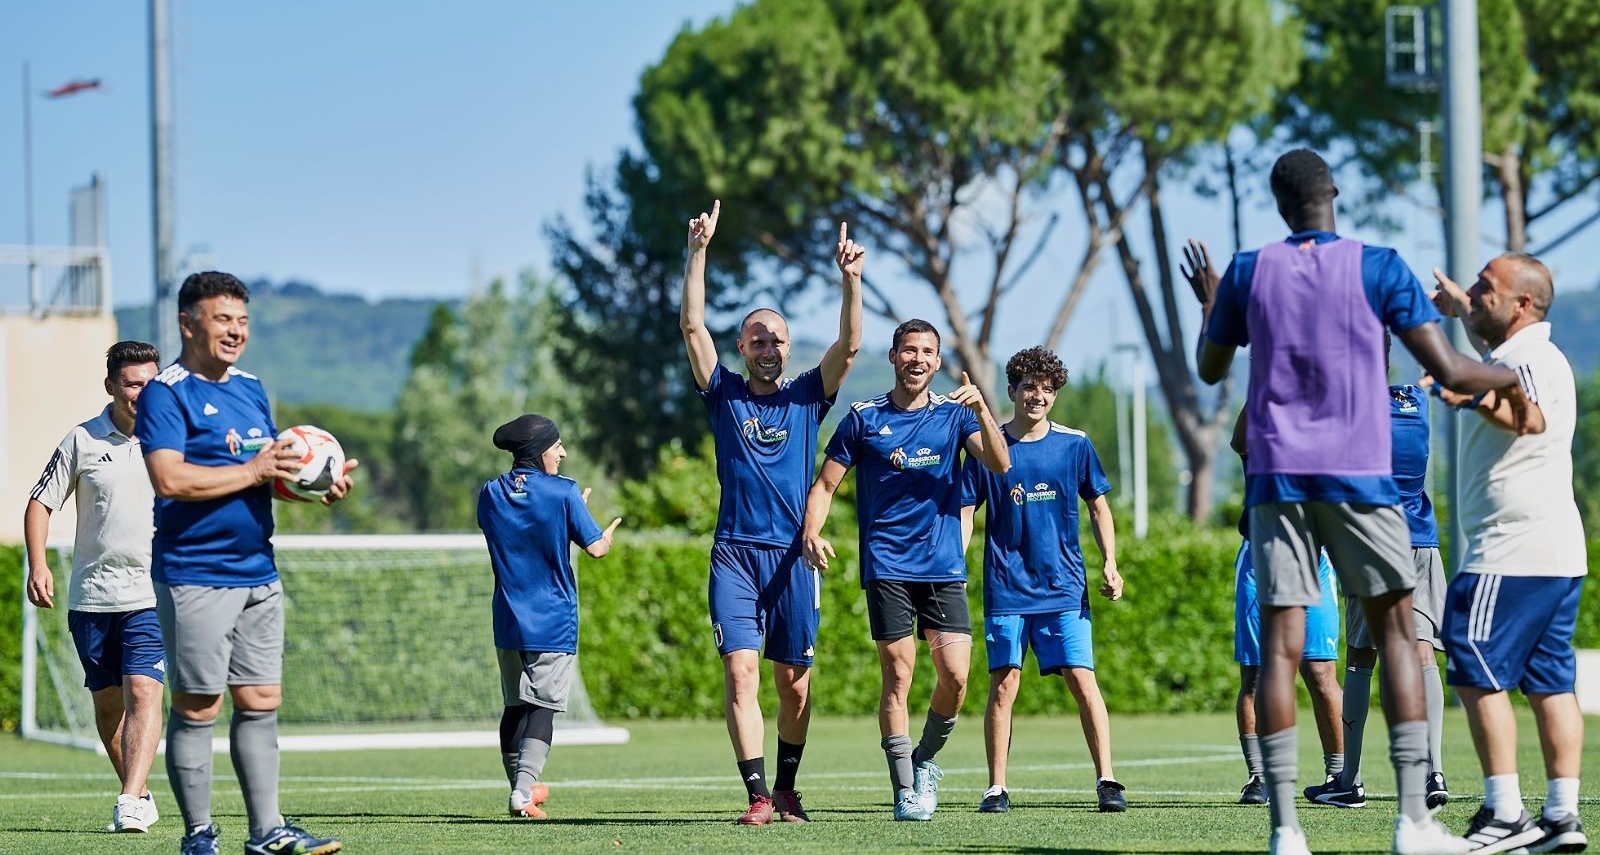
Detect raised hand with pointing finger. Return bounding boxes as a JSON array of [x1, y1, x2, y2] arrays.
[[689, 199, 720, 253]]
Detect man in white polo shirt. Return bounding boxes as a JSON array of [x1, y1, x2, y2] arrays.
[[24, 340, 165, 833], [1432, 253, 1588, 855]]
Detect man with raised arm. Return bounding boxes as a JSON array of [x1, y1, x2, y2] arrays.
[[1185, 149, 1526, 855], [681, 199, 863, 825], [802, 319, 1009, 822], [1431, 254, 1587, 854]]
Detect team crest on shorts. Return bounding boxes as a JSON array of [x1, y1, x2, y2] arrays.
[[712, 622, 724, 647]]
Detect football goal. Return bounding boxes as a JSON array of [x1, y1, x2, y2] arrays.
[[21, 534, 628, 751]]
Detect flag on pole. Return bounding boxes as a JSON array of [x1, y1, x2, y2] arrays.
[[46, 78, 102, 98]]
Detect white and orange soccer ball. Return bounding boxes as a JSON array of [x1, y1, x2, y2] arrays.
[[273, 424, 345, 502]]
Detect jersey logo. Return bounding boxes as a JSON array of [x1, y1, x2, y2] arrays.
[[740, 417, 789, 445], [225, 428, 271, 457], [510, 473, 527, 497], [203, 403, 219, 416], [1023, 482, 1058, 503], [1010, 484, 1026, 505], [96, 452, 113, 464], [226, 428, 243, 455], [877, 425, 893, 436], [712, 622, 724, 647], [891, 446, 941, 470]]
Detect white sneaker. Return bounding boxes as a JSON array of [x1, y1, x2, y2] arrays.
[[112, 793, 159, 832], [1270, 825, 1314, 855], [1393, 814, 1472, 855]]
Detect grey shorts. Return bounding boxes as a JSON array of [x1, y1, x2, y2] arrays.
[[155, 581, 284, 694], [1346, 546, 1445, 651], [1248, 501, 1414, 608], [497, 648, 575, 711]]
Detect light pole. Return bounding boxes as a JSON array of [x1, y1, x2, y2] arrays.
[[1115, 343, 1148, 539], [21, 61, 39, 309]]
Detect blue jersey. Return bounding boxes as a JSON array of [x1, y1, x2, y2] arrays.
[[135, 363, 277, 587], [1206, 231, 1440, 508], [700, 365, 834, 548], [825, 393, 980, 586], [477, 468, 604, 653], [1390, 384, 1439, 547], [962, 424, 1111, 616]]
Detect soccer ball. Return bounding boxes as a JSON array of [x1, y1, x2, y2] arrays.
[[273, 424, 345, 502]]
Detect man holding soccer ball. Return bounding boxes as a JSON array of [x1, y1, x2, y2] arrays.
[[136, 271, 358, 855]]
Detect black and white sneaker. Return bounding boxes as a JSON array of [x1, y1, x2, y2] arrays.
[[1527, 812, 1587, 854], [1463, 807, 1543, 854], [977, 787, 1010, 814], [1239, 776, 1269, 805], [1096, 779, 1127, 812], [1426, 772, 1451, 811], [1304, 776, 1366, 808]]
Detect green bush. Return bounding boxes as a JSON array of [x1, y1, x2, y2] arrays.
[[0, 546, 20, 732]]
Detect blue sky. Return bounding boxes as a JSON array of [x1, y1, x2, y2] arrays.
[[4, 2, 1594, 386]]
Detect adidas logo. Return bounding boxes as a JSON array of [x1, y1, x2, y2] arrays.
[[746, 773, 761, 782], [877, 425, 892, 436], [155, 659, 166, 673], [96, 452, 114, 464], [803, 646, 814, 657], [203, 403, 219, 416]]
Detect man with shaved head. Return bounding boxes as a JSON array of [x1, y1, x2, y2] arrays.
[[681, 199, 863, 825], [1432, 254, 1588, 854]]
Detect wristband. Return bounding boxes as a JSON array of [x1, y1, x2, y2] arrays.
[[1459, 392, 1486, 411]]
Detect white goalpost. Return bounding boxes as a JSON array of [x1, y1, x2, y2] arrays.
[[21, 534, 628, 752]]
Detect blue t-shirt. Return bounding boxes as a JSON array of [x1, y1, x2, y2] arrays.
[[825, 393, 981, 586], [1390, 384, 1439, 547], [1206, 231, 1441, 508], [477, 468, 604, 653], [962, 424, 1111, 617], [135, 363, 278, 587], [700, 365, 834, 548]]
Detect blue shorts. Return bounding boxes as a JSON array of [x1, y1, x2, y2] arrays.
[[984, 610, 1093, 674], [1443, 573, 1582, 695], [68, 608, 166, 692], [1234, 541, 1340, 666], [708, 542, 818, 667]]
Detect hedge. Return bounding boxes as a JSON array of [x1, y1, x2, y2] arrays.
[[5, 531, 1600, 729]]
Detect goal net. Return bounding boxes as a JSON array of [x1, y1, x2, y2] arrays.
[[21, 534, 628, 751]]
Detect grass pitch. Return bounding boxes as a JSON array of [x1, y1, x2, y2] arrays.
[[3, 709, 1596, 854]]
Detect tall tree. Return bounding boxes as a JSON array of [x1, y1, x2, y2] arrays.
[[1285, 0, 1600, 253], [633, 0, 1075, 408], [1052, 0, 1299, 521], [391, 274, 569, 530]]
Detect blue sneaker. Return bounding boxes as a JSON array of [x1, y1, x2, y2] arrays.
[[243, 821, 343, 855], [913, 760, 943, 815], [179, 824, 220, 855], [894, 789, 931, 821]]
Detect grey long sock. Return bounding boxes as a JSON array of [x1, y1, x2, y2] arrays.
[[911, 711, 958, 765], [231, 708, 281, 840], [1421, 663, 1445, 773], [513, 706, 555, 795], [166, 715, 215, 833], [1262, 727, 1299, 831], [1390, 720, 1431, 822], [1240, 734, 1263, 778], [882, 734, 914, 795], [1340, 666, 1373, 788], [1324, 752, 1344, 780]]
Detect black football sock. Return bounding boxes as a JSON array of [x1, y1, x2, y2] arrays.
[[737, 757, 770, 802], [774, 739, 805, 792]]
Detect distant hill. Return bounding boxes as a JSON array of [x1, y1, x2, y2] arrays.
[[115, 280, 451, 412]]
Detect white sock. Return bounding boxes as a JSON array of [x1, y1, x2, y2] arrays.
[[1545, 777, 1580, 820], [1485, 773, 1524, 822], [984, 784, 1005, 797]]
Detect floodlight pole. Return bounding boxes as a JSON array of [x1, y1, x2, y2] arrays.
[[22, 61, 39, 310], [151, 0, 178, 359], [1440, 0, 1481, 572], [1116, 343, 1147, 538]]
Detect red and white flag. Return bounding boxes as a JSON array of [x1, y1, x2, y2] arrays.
[[46, 78, 101, 98]]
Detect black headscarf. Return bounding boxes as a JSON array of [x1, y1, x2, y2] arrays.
[[492, 414, 560, 471]]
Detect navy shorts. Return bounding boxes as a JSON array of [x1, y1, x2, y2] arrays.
[[1443, 573, 1582, 695], [68, 608, 166, 692], [708, 542, 818, 667]]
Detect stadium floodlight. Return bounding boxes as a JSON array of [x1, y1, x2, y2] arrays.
[[1385, 5, 1441, 93]]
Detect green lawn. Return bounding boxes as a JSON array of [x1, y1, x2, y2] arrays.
[[3, 710, 1596, 854]]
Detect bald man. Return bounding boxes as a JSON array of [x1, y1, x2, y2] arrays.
[[681, 200, 863, 825], [1432, 253, 1588, 854]]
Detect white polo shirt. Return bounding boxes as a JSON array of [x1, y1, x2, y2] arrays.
[[1455, 321, 1587, 577], [29, 405, 157, 611]]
